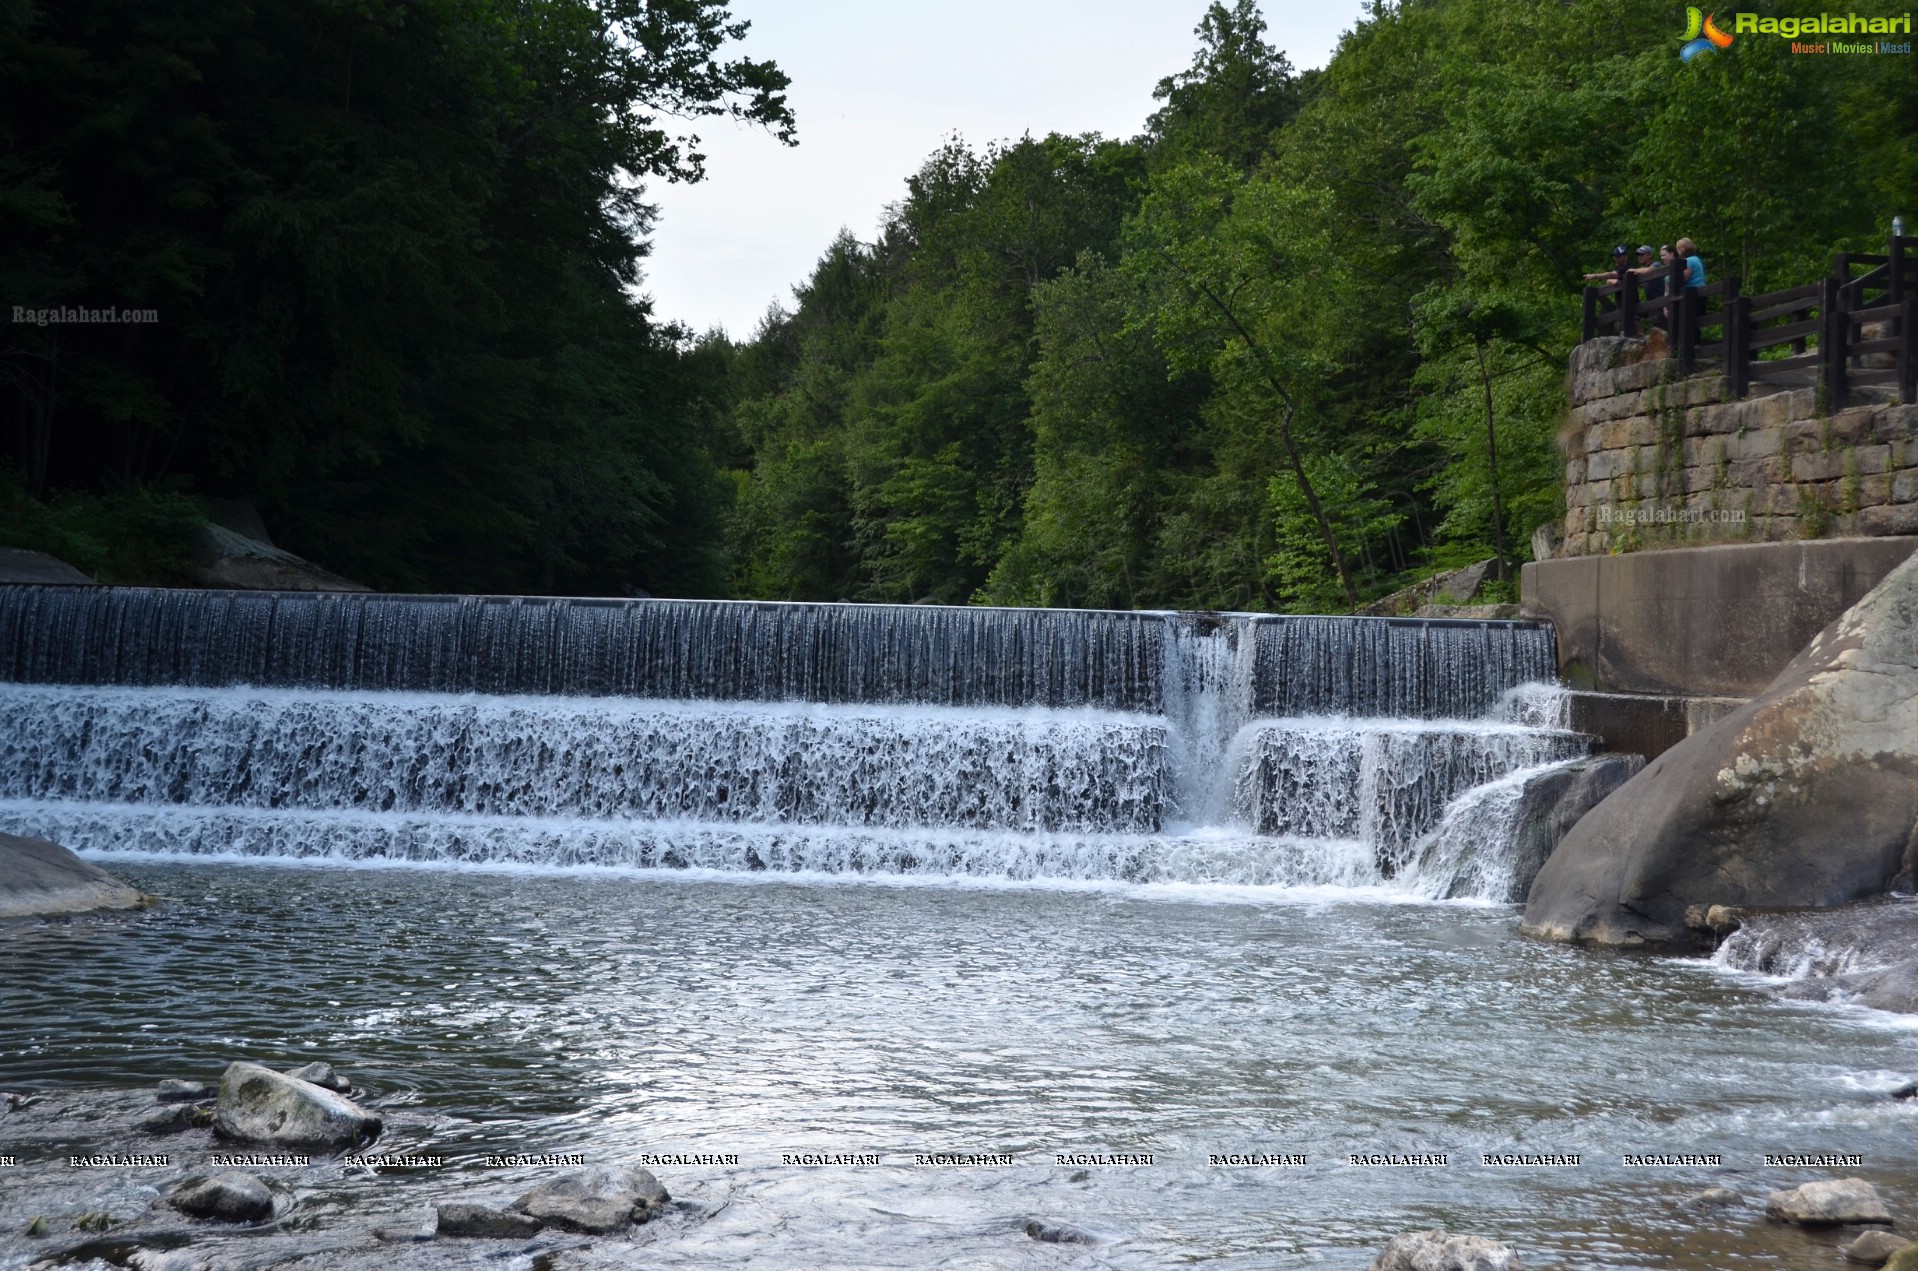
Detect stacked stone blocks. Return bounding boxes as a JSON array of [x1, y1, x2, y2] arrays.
[[1560, 337, 1918, 556]]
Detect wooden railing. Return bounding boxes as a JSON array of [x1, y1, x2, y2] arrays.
[[1581, 235, 1917, 405]]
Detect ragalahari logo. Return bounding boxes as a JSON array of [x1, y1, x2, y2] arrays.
[[1680, 6, 1736, 58]]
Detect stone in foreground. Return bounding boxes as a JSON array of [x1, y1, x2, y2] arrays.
[[0, 833, 147, 919], [1844, 1230, 1913, 1266], [169, 1171, 273, 1222], [1524, 551, 1918, 946], [436, 1202, 543, 1239], [213, 1061, 382, 1151], [1766, 1178, 1893, 1226], [509, 1166, 669, 1233], [1370, 1228, 1522, 1270]]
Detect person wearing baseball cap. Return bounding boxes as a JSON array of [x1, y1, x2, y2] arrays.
[[1583, 245, 1631, 283]]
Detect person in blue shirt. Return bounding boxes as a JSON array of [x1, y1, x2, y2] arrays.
[[1676, 237, 1706, 290]]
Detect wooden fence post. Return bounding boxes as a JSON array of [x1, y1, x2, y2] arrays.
[[1900, 295, 1916, 406], [1673, 276, 1693, 373], [1821, 275, 1847, 409], [1725, 277, 1748, 400], [1583, 287, 1598, 342]]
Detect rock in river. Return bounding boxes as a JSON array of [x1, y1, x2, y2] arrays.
[[509, 1166, 669, 1233], [1845, 1230, 1913, 1266], [169, 1171, 274, 1223], [1524, 550, 1918, 946], [1370, 1228, 1522, 1270], [0, 833, 147, 919], [213, 1061, 381, 1151], [157, 1079, 215, 1103], [1766, 1178, 1893, 1226], [436, 1202, 543, 1239], [283, 1061, 350, 1093]]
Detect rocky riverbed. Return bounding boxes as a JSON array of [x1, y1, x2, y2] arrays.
[[0, 1062, 716, 1271]]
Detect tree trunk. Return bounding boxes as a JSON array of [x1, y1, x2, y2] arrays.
[[1477, 340, 1508, 583]]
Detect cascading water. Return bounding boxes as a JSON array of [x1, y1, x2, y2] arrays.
[[0, 586, 1583, 896]]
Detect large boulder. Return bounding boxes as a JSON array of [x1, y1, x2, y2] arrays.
[[0, 548, 95, 584], [1417, 754, 1642, 902], [186, 523, 370, 593], [212, 1061, 382, 1151], [1370, 1228, 1522, 1270], [0, 833, 147, 919], [508, 1166, 669, 1233], [1523, 550, 1918, 946]]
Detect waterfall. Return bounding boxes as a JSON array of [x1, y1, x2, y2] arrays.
[[0, 586, 1575, 895]]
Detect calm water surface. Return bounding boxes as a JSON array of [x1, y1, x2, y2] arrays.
[[3, 859, 1916, 1269]]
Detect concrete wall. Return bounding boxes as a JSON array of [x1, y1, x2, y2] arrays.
[[1523, 537, 1918, 698], [1559, 337, 1918, 557]]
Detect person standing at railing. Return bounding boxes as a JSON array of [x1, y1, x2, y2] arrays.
[[1583, 245, 1631, 284], [1636, 246, 1667, 329], [1676, 237, 1706, 291], [1673, 238, 1707, 345]]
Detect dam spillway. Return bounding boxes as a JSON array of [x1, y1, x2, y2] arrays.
[[0, 586, 1577, 894]]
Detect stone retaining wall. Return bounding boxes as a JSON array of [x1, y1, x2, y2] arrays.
[[1560, 336, 1918, 557]]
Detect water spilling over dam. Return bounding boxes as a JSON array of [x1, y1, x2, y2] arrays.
[[0, 587, 1576, 893]]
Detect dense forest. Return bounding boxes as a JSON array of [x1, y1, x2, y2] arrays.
[[5, 0, 1916, 607]]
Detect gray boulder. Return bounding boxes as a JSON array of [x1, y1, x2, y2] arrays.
[[1524, 551, 1918, 946], [509, 1166, 669, 1233], [1717, 898, 1918, 1014], [436, 1202, 543, 1239], [169, 1172, 274, 1223], [1370, 1228, 1523, 1270], [1766, 1178, 1893, 1226], [1413, 754, 1640, 902], [0, 833, 147, 919], [1844, 1230, 1913, 1266], [0, 548, 95, 584], [212, 1061, 381, 1151], [187, 523, 369, 593], [284, 1062, 350, 1093]]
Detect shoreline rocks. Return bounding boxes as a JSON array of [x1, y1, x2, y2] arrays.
[[1766, 1178, 1893, 1226], [1717, 897, 1918, 1014], [436, 1202, 543, 1239], [212, 1061, 382, 1152], [169, 1171, 274, 1223], [508, 1166, 670, 1233], [1370, 1228, 1522, 1270], [1523, 550, 1918, 947], [0, 833, 149, 919], [1845, 1231, 1913, 1265]]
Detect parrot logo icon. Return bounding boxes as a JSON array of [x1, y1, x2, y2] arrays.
[[1681, 7, 1735, 59]]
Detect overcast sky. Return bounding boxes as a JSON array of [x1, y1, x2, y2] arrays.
[[639, 1, 1372, 340]]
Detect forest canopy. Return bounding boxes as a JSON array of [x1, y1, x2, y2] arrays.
[[4, 0, 1914, 606]]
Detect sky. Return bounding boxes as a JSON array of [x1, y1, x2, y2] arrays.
[[638, 1, 1373, 340]]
